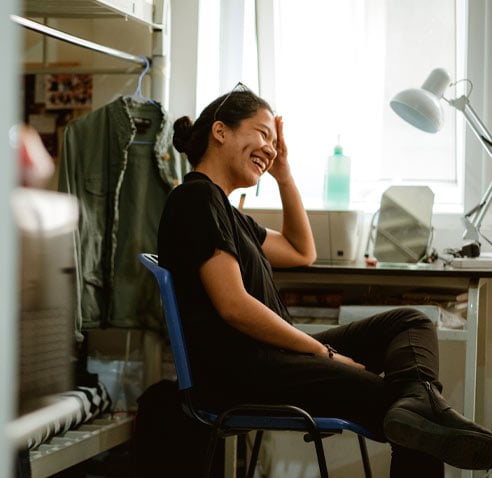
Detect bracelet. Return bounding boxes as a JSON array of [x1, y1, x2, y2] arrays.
[[324, 344, 337, 359]]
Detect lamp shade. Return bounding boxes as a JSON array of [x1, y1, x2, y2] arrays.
[[390, 68, 451, 133]]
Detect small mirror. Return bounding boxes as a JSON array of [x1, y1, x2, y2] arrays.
[[373, 186, 434, 263]]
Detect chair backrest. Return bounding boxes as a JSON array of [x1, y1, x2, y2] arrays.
[[138, 253, 193, 391]]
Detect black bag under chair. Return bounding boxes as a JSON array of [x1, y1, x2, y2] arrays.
[[134, 378, 225, 477]]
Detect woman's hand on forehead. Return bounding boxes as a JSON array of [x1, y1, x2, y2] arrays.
[[267, 116, 291, 183]]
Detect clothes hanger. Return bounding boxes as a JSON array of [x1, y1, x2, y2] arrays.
[[126, 55, 160, 145], [125, 55, 160, 108]]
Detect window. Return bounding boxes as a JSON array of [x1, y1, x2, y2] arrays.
[[196, 0, 491, 225], [240, 0, 466, 212]]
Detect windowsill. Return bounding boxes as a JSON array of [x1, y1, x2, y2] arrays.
[[240, 198, 464, 217], [232, 178, 465, 216]]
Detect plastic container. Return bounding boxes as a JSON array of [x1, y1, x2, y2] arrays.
[[323, 141, 351, 209]]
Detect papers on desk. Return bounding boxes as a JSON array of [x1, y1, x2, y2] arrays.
[[451, 252, 492, 269], [376, 262, 435, 270], [338, 305, 466, 330]]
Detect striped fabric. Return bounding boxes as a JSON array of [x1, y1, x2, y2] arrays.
[[27, 382, 112, 449]]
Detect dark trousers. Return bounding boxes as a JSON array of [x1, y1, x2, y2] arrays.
[[201, 307, 444, 477]]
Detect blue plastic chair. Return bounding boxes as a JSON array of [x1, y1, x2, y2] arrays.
[[138, 253, 385, 478]]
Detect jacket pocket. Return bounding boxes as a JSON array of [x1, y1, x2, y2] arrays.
[[85, 176, 106, 196]]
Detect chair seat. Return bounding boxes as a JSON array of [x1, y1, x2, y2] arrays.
[[199, 410, 384, 442]]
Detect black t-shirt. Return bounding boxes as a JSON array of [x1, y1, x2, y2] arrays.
[[158, 172, 291, 388]]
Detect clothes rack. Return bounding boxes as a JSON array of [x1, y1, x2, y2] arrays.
[[14, 0, 169, 388], [11, 1, 170, 106], [11, 14, 149, 67]]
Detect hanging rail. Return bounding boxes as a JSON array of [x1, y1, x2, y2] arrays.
[[23, 66, 143, 75], [11, 14, 149, 67]]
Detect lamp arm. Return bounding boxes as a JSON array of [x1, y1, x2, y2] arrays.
[[448, 95, 492, 159], [448, 95, 492, 242], [463, 183, 492, 241]]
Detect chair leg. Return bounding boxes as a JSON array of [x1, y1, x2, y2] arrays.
[[246, 429, 330, 478], [203, 426, 221, 478], [246, 431, 263, 478], [311, 430, 330, 478], [357, 435, 372, 478]]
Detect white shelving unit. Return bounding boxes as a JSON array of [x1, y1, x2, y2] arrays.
[[2, 2, 171, 476]]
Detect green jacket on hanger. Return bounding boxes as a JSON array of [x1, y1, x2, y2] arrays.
[[59, 96, 187, 337]]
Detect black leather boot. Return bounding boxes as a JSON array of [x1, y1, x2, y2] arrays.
[[384, 381, 492, 470]]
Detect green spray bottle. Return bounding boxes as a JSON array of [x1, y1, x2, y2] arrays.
[[323, 137, 351, 209]]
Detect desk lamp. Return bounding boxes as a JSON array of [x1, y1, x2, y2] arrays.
[[390, 68, 492, 257]]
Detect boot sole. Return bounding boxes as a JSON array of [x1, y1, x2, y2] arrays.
[[384, 408, 492, 470]]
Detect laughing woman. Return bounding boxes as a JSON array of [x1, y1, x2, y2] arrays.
[[157, 85, 492, 476]]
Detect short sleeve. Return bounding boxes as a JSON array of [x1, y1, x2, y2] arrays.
[[242, 213, 267, 246], [158, 179, 238, 270]]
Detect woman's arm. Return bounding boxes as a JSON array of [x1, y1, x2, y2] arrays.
[[200, 248, 327, 355], [261, 116, 317, 268], [200, 248, 365, 368]]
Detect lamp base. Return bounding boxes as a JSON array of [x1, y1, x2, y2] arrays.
[[445, 241, 481, 259], [459, 241, 481, 258]]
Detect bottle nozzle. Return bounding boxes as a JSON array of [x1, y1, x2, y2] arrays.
[[334, 134, 343, 155]]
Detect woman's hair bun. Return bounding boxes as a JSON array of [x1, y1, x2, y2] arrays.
[[173, 116, 193, 154]]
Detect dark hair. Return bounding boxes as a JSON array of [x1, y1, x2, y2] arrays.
[[172, 89, 273, 167]]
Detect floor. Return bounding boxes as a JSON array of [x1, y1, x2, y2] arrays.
[[49, 443, 134, 478]]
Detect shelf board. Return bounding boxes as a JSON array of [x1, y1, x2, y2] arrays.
[[29, 415, 133, 478], [24, 0, 122, 18], [23, 0, 165, 27]]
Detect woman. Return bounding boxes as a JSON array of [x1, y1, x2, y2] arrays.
[[158, 85, 492, 476]]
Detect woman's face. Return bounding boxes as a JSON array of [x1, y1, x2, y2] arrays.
[[222, 108, 277, 191]]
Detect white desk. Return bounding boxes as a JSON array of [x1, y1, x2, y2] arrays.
[[273, 263, 492, 478]]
